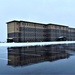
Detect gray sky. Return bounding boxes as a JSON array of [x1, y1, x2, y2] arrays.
[[0, 0, 75, 41]]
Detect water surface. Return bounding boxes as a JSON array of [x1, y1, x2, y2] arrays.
[[0, 44, 75, 75]]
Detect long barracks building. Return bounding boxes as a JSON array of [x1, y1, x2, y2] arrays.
[[7, 20, 75, 42]]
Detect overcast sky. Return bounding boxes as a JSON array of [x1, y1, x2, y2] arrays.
[[0, 0, 75, 41]]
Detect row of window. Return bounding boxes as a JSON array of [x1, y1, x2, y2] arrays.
[[20, 22, 73, 31], [21, 33, 44, 36], [50, 31, 67, 33], [51, 34, 67, 36], [19, 37, 45, 39], [8, 34, 69, 39], [10, 37, 75, 42], [8, 33, 19, 37], [8, 33, 45, 37], [19, 27, 75, 35], [68, 35, 75, 37], [8, 33, 75, 37], [68, 33, 75, 35], [20, 28, 69, 32], [22, 22, 45, 27], [8, 32, 75, 40], [20, 28, 47, 33], [19, 39, 46, 42], [18, 25, 75, 33]]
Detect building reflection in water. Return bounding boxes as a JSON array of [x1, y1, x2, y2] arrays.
[[7, 45, 71, 67]]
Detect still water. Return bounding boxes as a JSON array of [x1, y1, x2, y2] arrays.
[[0, 44, 75, 75]]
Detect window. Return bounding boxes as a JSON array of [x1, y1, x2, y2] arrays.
[[17, 28, 18, 30], [17, 22, 19, 25]]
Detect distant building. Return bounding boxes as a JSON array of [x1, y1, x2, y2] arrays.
[[7, 20, 75, 42]]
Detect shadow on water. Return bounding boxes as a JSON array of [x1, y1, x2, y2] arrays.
[[7, 44, 74, 67]]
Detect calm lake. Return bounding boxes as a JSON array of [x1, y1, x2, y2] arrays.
[[0, 44, 75, 75]]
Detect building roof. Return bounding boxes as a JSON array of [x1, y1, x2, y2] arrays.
[[7, 20, 69, 28], [48, 23, 68, 27], [7, 20, 46, 25], [6, 20, 20, 24]]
